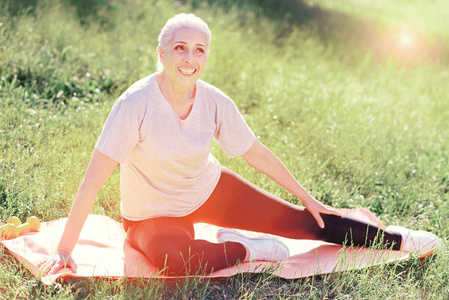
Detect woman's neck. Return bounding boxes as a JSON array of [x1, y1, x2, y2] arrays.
[[155, 71, 196, 119], [156, 72, 196, 105]]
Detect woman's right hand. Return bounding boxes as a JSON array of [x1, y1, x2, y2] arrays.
[[39, 250, 77, 276], [37, 150, 117, 277]]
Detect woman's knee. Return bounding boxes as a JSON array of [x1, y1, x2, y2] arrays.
[[125, 218, 196, 274]]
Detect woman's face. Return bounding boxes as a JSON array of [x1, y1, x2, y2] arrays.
[[158, 27, 210, 89]]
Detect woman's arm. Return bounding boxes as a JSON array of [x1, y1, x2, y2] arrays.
[[241, 139, 339, 228], [40, 149, 118, 275]]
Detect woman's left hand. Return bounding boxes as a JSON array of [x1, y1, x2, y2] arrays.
[[301, 196, 340, 229], [241, 139, 341, 229]]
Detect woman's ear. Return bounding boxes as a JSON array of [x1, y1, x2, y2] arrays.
[[157, 45, 165, 63]]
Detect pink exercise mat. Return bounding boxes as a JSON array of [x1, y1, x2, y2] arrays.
[[0, 208, 425, 285]]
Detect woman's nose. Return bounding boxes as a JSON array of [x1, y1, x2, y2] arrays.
[[183, 52, 193, 63]]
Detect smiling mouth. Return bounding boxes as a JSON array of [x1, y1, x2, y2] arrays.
[[178, 67, 196, 75]]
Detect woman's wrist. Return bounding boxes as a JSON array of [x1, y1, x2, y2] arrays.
[[55, 249, 71, 257], [295, 190, 314, 205]]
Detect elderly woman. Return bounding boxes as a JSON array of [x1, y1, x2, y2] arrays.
[[41, 14, 441, 276]]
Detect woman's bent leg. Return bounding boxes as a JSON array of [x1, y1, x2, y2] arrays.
[[125, 217, 246, 275], [189, 167, 402, 250]]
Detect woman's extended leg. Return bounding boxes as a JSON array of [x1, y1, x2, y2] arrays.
[[188, 167, 402, 250], [124, 217, 246, 275], [124, 167, 402, 275]]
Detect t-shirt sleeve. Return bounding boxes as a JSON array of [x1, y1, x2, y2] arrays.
[[95, 94, 144, 163], [214, 95, 256, 158]]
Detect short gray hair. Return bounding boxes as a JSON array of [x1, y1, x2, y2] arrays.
[[158, 13, 212, 50]]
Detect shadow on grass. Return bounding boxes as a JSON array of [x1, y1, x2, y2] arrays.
[[190, 0, 369, 36], [3, 0, 116, 26], [2, 0, 38, 16], [193, 0, 447, 64], [6, 0, 447, 63], [67, 0, 117, 25]]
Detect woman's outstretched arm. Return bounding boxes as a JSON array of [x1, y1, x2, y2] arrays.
[[241, 139, 339, 228], [40, 149, 118, 275]]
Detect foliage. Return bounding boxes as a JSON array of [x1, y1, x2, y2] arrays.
[[1, 0, 448, 298]]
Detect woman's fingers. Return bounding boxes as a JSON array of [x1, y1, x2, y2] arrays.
[[323, 206, 341, 216], [304, 202, 325, 228], [304, 197, 342, 229], [313, 212, 325, 229], [51, 254, 77, 274], [49, 261, 64, 275], [38, 253, 77, 276], [67, 257, 77, 273], [38, 258, 57, 276], [317, 206, 343, 228]]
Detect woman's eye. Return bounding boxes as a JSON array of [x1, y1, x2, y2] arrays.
[[195, 48, 205, 54], [175, 45, 185, 51]]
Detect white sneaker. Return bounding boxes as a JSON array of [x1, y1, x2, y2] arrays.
[[217, 228, 290, 262], [386, 225, 443, 253]]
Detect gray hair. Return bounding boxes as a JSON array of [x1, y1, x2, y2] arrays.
[[158, 13, 211, 49], [157, 13, 211, 71]]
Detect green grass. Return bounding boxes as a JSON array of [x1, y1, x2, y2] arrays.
[[1, 0, 449, 298]]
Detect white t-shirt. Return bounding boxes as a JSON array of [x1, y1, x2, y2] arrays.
[[95, 74, 256, 220]]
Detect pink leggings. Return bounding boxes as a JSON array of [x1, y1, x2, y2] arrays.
[[124, 167, 402, 275]]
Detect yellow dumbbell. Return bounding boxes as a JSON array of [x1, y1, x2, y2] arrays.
[[0, 216, 40, 240], [1, 216, 22, 239], [6, 216, 22, 226]]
